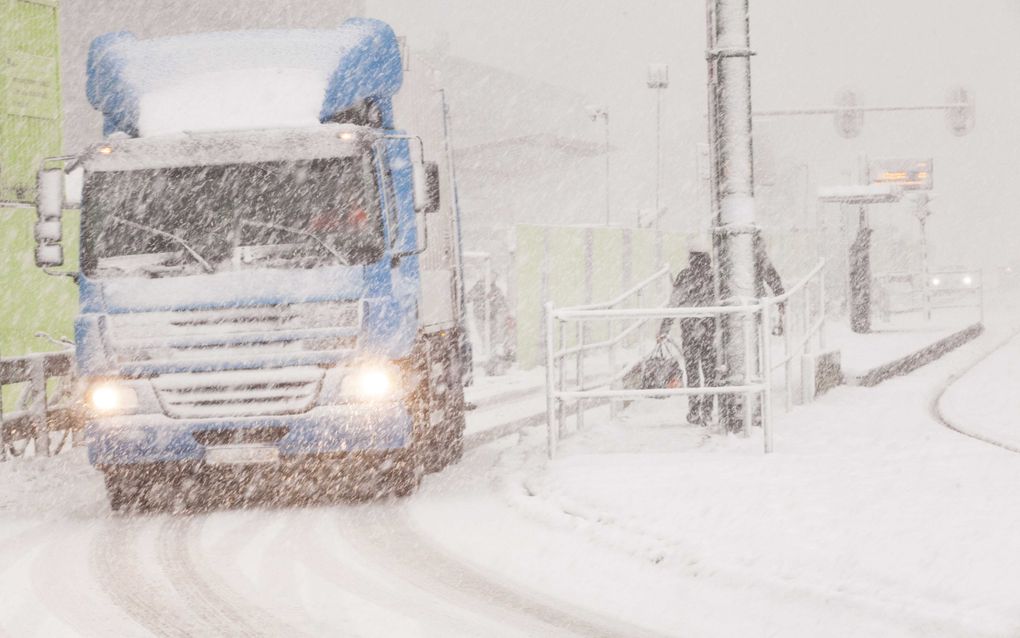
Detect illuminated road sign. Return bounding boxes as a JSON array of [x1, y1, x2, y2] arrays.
[[869, 158, 933, 191]]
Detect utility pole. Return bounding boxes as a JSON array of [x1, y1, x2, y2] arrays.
[[706, 0, 758, 434], [912, 193, 933, 320], [586, 105, 611, 225], [648, 64, 669, 229]]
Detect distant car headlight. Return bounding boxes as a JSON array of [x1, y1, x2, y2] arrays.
[[87, 382, 138, 414], [341, 364, 402, 402], [930, 277, 941, 287], [962, 275, 973, 286]]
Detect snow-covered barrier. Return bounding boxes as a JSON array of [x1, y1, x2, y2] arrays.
[[86, 18, 403, 137]]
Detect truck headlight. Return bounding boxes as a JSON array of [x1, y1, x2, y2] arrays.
[[87, 382, 138, 414], [341, 364, 402, 402]]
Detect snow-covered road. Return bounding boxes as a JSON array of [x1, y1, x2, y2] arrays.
[[0, 451, 670, 637], [4, 304, 1020, 637]]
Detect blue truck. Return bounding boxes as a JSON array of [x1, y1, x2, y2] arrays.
[[32, 19, 472, 508]]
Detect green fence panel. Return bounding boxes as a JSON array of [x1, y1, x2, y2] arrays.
[[0, 206, 78, 358]]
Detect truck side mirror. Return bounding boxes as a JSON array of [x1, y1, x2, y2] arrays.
[[424, 161, 440, 214], [35, 244, 64, 268], [37, 169, 64, 221], [35, 168, 65, 268], [35, 220, 62, 243]]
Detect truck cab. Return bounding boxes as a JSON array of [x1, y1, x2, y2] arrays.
[[33, 20, 470, 508]]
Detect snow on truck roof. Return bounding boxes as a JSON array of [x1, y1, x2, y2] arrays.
[[82, 124, 373, 172], [86, 18, 403, 138]]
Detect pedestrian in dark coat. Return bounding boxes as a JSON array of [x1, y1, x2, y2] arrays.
[[658, 236, 785, 426], [658, 250, 715, 425]]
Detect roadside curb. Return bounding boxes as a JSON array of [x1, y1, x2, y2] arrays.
[[931, 329, 1020, 455], [849, 322, 985, 387]]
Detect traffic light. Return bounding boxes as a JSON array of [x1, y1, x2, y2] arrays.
[[833, 90, 863, 139]]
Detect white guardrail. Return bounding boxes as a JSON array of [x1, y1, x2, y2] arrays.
[[545, 261, 826, 457]]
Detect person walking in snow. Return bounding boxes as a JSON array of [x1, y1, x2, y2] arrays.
[[658, 235, 785, 426], [658, 244, 716, 425]]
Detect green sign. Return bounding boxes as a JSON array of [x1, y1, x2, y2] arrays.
[[4, 50, 59, 119]]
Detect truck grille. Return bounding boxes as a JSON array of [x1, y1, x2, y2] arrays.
[[153, 367, 323, 419], [106, 302, 360, 362]]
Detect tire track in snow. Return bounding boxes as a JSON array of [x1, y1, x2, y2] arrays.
[[30, 520, 142, 637], [337, 505, 670, 638], [292, 505, 500, 636], [90, 518, 198, 638], [156, 515, 309, 638]]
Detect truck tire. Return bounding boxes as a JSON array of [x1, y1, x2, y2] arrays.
[[388, 445, 424, 497], [423, 338, 467, 473], [103, 468, 144, 513]]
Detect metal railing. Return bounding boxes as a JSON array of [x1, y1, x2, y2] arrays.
[[762, 261, 827, 413], [0, 351, 81, 460], [545, 261, 826, 457]]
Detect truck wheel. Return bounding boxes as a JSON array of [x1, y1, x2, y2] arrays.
[[103, 469, 142, 513], [388, 446, 423, 497], [423, 341, 468, 473]]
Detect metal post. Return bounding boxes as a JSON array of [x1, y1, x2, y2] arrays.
[[604, 114, 611, 225], [707, 0, 760, 434], [975, 269, 983, 326], [0, 346, 5, 462], [742, 311, 753, 436], [29, 357, 49, 457], [760, 305, 773, 453], [576, 322, 585, 431], [557, 320, 566, 438], [544, 302, 557, 458], [818, 272, 827, 350], [608, 317, 618, 419], [920, 215, 932, 321], [483, 255, 492, 359], [784, 295, 793, 412]]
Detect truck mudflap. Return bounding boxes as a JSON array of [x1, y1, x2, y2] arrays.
[[85, 404, 413, 467]]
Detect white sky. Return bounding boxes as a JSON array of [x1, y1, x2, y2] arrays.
[[60, 0, 1020, 270], [369, 0, 1020, 268]]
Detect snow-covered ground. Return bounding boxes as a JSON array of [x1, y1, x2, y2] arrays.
[[827, 308, 982, 379], [939, 331, 1020, 451], [2, 306, 1019, 636]]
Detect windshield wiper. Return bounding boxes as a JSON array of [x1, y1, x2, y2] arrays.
[[239, 219, 349, 266], [109, 215, 215, 274]]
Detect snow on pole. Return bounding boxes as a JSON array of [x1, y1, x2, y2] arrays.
[[707, 0, 760, 433]]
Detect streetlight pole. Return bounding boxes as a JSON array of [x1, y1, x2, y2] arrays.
[[648, 64, 669, 229], [587, 105, 611, 225], [706, 0, 759, 434]]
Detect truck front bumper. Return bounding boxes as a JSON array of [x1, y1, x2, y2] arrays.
[[85, 404, 413, 467]]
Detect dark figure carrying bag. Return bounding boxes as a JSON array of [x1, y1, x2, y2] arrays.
[[623, 338, 685, 392]]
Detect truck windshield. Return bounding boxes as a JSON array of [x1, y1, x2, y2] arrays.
[[80, 156, 384, 277]]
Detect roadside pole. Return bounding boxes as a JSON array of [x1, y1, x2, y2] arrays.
[[706, 0, 759, 433]]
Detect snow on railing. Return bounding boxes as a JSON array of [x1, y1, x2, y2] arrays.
[[544, 261, 826, 457], [762, 260, 827, 413]]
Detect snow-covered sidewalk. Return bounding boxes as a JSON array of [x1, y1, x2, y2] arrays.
[[411, 320, 1020, 637]]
